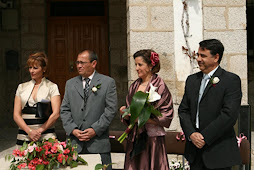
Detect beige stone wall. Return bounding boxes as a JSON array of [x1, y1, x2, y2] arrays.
[[203, 0, 247, 105], [127, 0, 247, 131], [127, 0, 179, 130]]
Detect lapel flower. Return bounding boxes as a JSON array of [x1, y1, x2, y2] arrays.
[[92, 84, 101, 93], [209, 76, 220, 87]]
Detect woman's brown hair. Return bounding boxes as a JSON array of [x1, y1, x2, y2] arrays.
[[27, 52, 48, 75], [133, 49, 160, 74]]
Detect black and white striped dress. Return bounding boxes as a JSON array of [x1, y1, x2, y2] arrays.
[[15, 78, 59, 145]]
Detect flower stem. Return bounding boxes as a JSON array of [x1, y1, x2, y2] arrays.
[[117, 124, 134, 143]]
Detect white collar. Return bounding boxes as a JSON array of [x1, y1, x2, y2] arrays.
[[204, 66, 219, 78], [82, 71, 95, 81]]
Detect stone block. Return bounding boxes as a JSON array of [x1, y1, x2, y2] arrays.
[[128, 56, 138, 81], [109, 5, 126, 17], [204, 7, 226, 30], [241, 79, 248, 105], [110, 49, 121, 65], [110, 35, 122, 49], [129, 31, 174, 55], [151, 6, 173, 30], [159, 54, 175, 81], [163, 80, 177, 104], [129, 6, 148, 30], [204, 30, 247, 54], [229, 55, 247, 79], [0, 39, 12, 48], [167, 104, 182, 131], [129, 0, 173, 5], [21, 5, 45, 18], [21, 36, 45, 49], [175, 81, 185, 105], [220, 54, 228, 70], [109, 19, 121, 33], [203, 0, 245, 6], [228, 7, 246, 30]]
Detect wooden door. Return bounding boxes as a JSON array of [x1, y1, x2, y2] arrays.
[[47, 1, 109, 97]]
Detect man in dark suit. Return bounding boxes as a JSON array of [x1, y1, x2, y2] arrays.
[[178, 39, 242, 169], [60, 50, 117, 169]]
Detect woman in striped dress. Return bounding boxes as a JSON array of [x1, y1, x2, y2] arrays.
[[13, 52, 61, 145]]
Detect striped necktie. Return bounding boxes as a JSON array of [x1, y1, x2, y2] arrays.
[[84, 78, 90, 105]]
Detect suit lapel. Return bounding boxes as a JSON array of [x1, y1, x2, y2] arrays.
[[74, 76, 84, 98], [200, 66, 223, 101], [194, 72, 203, 110], [87, 71, 101, 98]]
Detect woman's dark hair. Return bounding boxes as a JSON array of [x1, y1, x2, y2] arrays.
[[199, 39, 224, 63], [27, 52, 48, 75], [133, 49, 160, 74]]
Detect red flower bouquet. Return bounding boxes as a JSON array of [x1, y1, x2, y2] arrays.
[[5, 138, 87, 170]]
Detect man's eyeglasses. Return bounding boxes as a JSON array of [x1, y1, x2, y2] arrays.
[[75, 61, 90, 65]]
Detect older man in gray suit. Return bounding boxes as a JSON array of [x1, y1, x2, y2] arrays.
[[60, 50, 117, 169]]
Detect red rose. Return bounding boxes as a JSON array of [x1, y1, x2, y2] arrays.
[[150, 52, 159, 66]]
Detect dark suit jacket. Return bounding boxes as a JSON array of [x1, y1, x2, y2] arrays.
[[178, 66, 242, 169], [60, 72, 118, 153]]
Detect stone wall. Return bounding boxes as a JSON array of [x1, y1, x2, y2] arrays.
[[108, 0, 128, 130], [0, 0, 21, 128], [126, 0, 180, 130], [0, 0, 128, 130], [203, 0, 247, 105], [127, 0, 248, 132]]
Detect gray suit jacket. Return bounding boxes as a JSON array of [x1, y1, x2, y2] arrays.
[[60, 72, 117, 153]]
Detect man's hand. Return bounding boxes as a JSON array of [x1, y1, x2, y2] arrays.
[[72, 129, 89, 141], [190, 132, 206, 149], [82, 128, 96, 141]]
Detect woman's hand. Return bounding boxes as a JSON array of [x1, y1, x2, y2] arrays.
[[28, 129, 41, 141], [120, 106, 131, 120]]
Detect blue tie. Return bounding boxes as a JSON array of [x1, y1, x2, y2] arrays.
[[84, 78, 90, 106], [196, 74, 210, 128]]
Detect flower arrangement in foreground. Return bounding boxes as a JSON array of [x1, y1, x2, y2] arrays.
[[5, 138, 87, 170], [118, 83, 162, 143], [169, 160, 190, 170]]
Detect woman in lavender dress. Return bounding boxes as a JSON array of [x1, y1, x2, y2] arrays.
[[120, 49, 174, 170]]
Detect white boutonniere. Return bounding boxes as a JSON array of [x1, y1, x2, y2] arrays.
[[92, 84, 101, 93], [210, 77, 220, 87]]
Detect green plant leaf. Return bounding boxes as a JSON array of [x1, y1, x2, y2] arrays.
[[138, 104, 151, 128], [95, 164, 104, 170], [121, 107, 130, 118], [130, 91, 148, 124], [77, 156, 88, 165], [70, 160, 78, 168], [36, 164, 44, 170], [150, 106, 162, 117]]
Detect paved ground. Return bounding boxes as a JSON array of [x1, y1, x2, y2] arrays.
[[0, 128, 253, 170]]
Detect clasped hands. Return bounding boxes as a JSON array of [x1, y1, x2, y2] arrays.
[[190, 132, 206, 149], [72, 128, 96, 142], [28, 128, 43, 142]]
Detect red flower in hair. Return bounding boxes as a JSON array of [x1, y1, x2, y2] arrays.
[[150, 52, 159, 66]]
